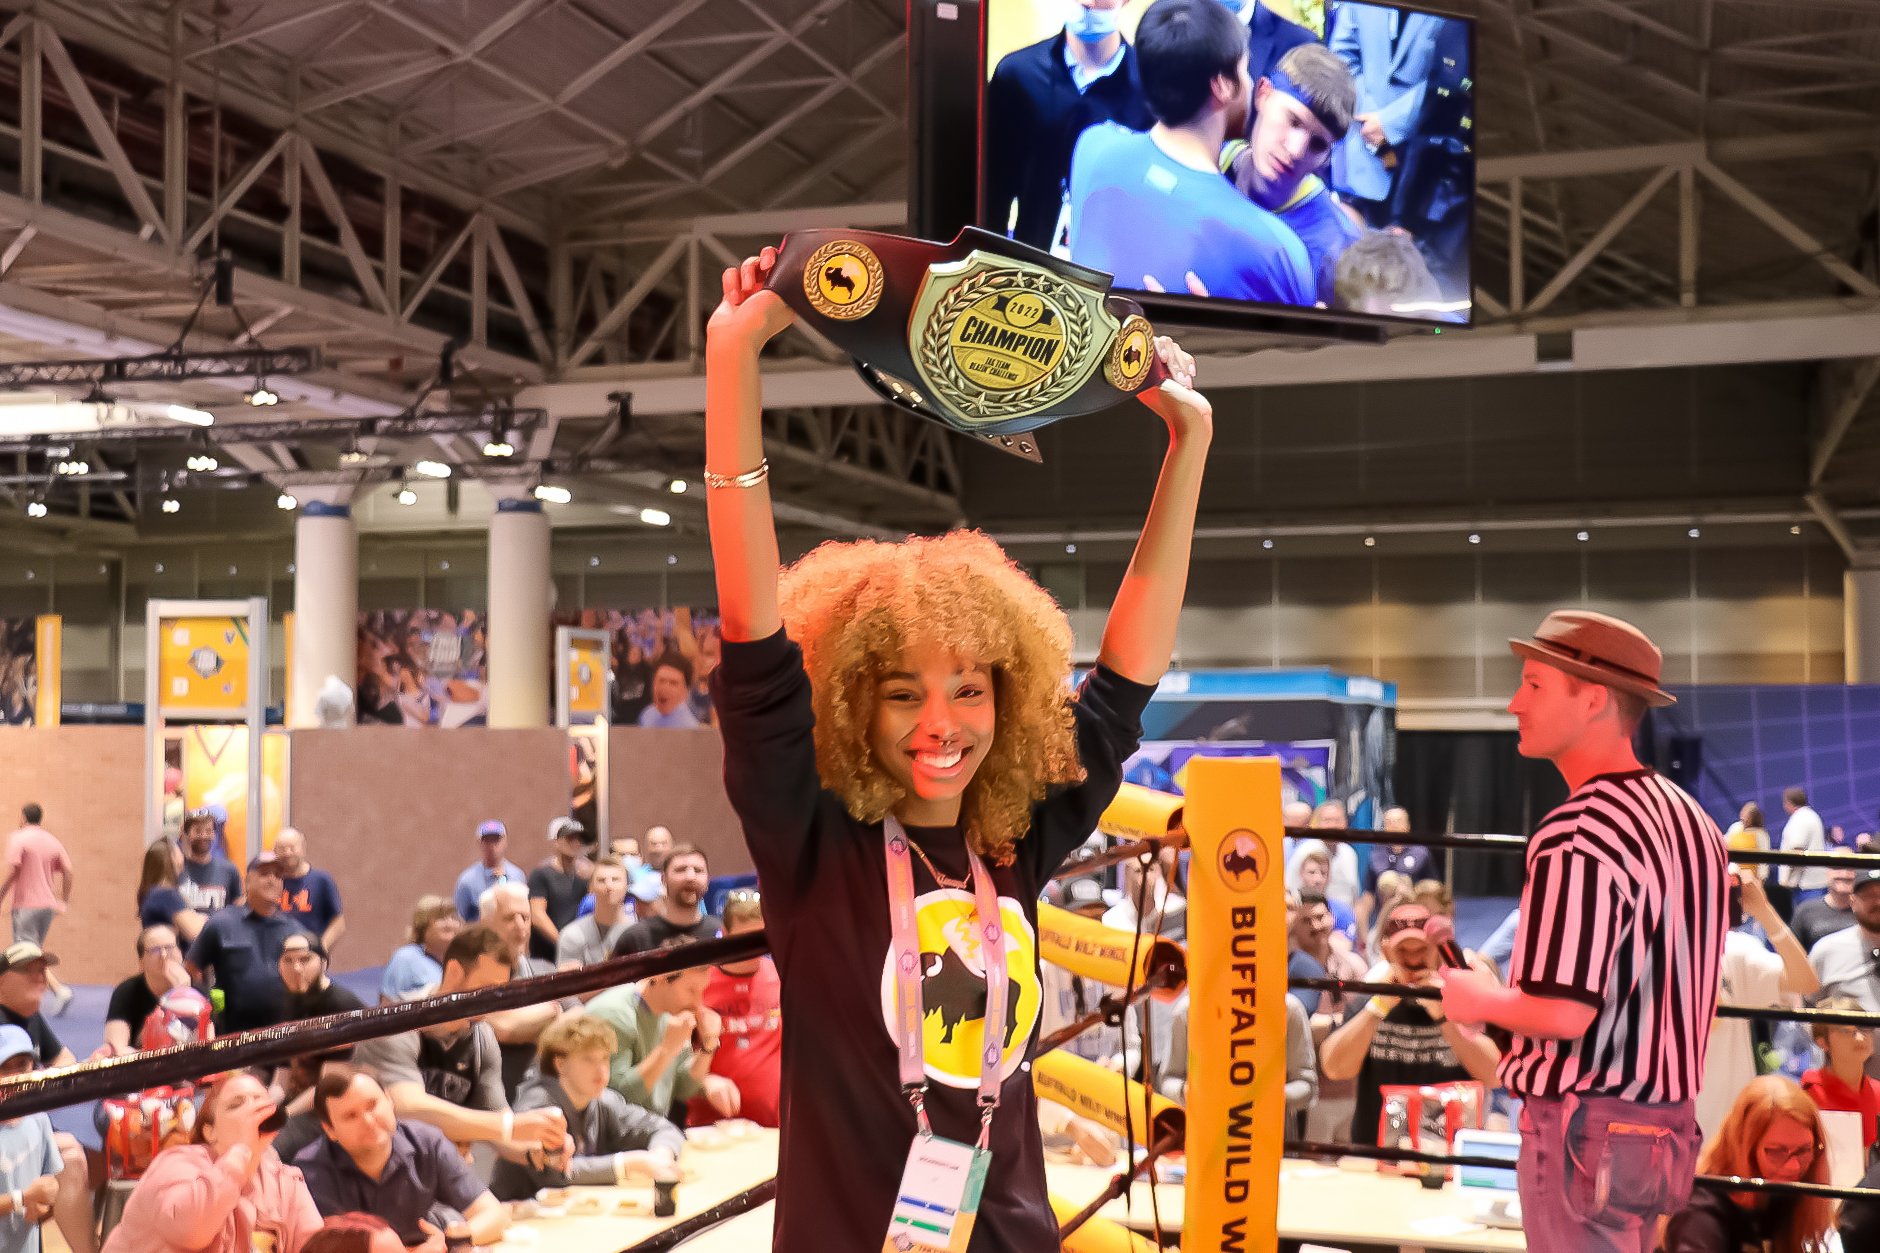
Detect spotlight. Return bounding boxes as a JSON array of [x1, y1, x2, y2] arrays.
[[481, 435, 515, 458], [276, 493, 299, 511], [338, 444, 369, 467], [639, 507, 671, 527], [1467, 532, 1482, 545], [413, 460, 451, 479], [395, 485, 417, 506], [534, 484, 571, 505], [245, 386, 279, 407], [1576, 530, 1590, 542], [25, 501, 46, 518], [1064, 543, 1077, 555], [163, 404, 214, 427], [1363, 535, 1376, 548], [1687, 527, 1701, 539], [53, 459, 89, 476], [666, 554, 678, 566], [588, 556, 600, 567], [668, 478, 688, 494], [1790, 525, 1802, 536], [1262, 539, 1275, 550], [160, 497, 181, 514], [185, 454, 219, 473]]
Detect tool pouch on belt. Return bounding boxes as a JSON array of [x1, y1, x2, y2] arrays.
[[765, 226, 1167, 462], [1564, 1094, 1699, 1228]]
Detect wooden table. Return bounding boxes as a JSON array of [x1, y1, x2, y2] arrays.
[[495, 1136, 1527, 1253]]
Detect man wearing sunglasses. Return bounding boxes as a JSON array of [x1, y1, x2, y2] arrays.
[[1318, 900, 1500, 1146]]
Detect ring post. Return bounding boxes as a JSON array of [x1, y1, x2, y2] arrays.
[[1182, 756, 1285, 1251]]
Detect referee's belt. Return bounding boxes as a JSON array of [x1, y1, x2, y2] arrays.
[[765, 226, 1166, 462]]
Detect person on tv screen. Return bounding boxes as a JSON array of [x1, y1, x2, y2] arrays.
[[1069, 0, 1314, 306], [1327, 0, 1446, 226], [984, 0, 1153, 255], [1221, 42, 1362, 306]]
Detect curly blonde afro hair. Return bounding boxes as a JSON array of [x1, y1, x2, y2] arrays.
[[779, 529, 1084, 866]]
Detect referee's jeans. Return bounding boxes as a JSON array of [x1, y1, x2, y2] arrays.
[[1517, 1092, 1701, 1253]]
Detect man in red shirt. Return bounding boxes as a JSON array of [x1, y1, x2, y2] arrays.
[[689, 892, 780, 1127], [1801, 994, 1880, 1155]]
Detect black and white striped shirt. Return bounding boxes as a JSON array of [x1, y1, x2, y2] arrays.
[[1499, 769, 1729, 1104]]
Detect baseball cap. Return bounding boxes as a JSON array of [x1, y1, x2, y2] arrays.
[[280, 931, 328, 961], [1854, 868, 1880, 894], [0, 942, 57, 975], [548, 817, 588, 843], [0, 1025, 35, 1067], [477, 820, 507, 840], [247, 850, 284, 872], [1378, 903, 1434, 952]]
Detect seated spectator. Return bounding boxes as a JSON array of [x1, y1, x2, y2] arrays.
[[1283, 802, 1360, 910], [1844, 1154, 1880, 1249], [295, 1066, 507, 1249], [176, 810, 242, 916], [1101, 849, 1186, 941], [137, 840, 206, 944], [688, 891, 781, 1127], [269, 933, 370, 1163], [0, 1025, 64, 1253], [1807, 867, 1880, 1079], [102, 925, 190, 1057], [379, 897, 459, 1005], [1357, 807, 1432, 938], [1409, 878, 1453, 918], [1799, 995, 1879, 1156], [557, 857, 633, 970], [587, 937, 740, 1121], [478, 882, 578, 1098], [186, 852, 310, 1033], [615, 846, 721, 955], [102, 1071, 322, 1253], [1660, 1075, 1835, 1253], [1287, 891, 1367, 1143], [528, 818, 592, 963], [492, 1016, 685, 1201], [1284, 992, 1318, 1134], [301, 1214, 399, 1253], [350, 925, 568, 1168], [1701, 869, 1820, 1138], [1319, 900, 1501, 1146], [1793, 868, 1858, 955], [1292, 848, 1356, 948]]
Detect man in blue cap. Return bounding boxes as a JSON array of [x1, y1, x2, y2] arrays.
[[454, 821, 523, 923], [0, 1024, 65, 1252]]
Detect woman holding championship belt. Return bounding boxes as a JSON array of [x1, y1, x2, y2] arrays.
[[704, 245, 1211, 1252]]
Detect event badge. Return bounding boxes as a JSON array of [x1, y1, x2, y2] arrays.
[[882, 1132, 991, 1252]]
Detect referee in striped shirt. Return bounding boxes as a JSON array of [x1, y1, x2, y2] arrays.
[[1440, 610, 1729, 1253]]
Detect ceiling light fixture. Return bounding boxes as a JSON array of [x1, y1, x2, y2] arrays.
[[668, 478, 687, 494], [395, 484, 417, 506], [245, 386, 279, 407], [25, 501, 46, 518], [185, 453, 219, 473], [639, 507, 671, 527], [1467, 532, 1482, 545], [53, 459, 89, 476], [276, 492, 299, 511], [413, 460, 451, 479], [161, 497, 180, 514], [1576, 530, 1590, 542], [534, 484, 571, 505]]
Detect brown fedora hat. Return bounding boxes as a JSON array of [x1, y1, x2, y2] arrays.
[[1509, 610, 1676, 708]]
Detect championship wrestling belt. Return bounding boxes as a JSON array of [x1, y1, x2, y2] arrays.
[[765, 226, 1167, 463]]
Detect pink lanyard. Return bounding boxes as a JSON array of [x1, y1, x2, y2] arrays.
[[884, 816, 1008, 1147]]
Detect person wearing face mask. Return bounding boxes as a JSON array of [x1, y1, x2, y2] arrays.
[[1069, 0, 1314, 305], [704, 233, 1210, 1247], [1659, 1076, 1837, 1253], [985, 0, 1153, 254]]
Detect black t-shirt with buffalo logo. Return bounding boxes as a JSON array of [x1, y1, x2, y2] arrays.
[[711, 630, 1154, 1253]]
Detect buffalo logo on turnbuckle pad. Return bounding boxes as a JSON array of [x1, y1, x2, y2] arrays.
[[880, 889, 1040, 1089]]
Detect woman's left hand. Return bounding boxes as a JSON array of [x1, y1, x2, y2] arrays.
[[1136, 336, 1212, 444]]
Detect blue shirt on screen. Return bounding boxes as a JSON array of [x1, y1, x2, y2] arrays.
[[1277, 176, 1365, 306], [1069, 123, 1314, 307]]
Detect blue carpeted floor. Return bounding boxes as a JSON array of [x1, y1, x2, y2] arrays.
[[44, 898, 1523, 1148]]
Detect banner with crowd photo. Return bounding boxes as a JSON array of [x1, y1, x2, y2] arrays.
[[552, 608, 721, 729], [0, 617, 60, 727], [356, 610, 490, 727]]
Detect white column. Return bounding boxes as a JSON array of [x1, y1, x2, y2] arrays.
[[289, 501, 358, 728], [1847, 566, 1880, 684], [488, 497, 553, 727]]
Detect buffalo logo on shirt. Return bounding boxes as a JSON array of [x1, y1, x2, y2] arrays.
[[879, 890, 1041, 1089]]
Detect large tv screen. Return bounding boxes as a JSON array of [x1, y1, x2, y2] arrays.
[[980, 0, 1473, 326]]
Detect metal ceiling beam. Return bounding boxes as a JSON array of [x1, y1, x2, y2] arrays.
[[1809, 357, 1880, 487]]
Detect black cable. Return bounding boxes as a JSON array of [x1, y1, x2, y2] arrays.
[[613, 1178, 777, 1253]]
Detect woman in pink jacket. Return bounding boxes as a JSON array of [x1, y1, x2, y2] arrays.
[[104, 1071, 322, 1253]]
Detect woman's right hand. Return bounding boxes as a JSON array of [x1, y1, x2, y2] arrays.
[[707, 247, 795, 352]]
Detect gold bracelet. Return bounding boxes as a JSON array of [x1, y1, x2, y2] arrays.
[[703, 459, 769, 490]]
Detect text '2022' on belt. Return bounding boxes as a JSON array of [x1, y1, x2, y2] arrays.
[[765, 226, 1167, 463]]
